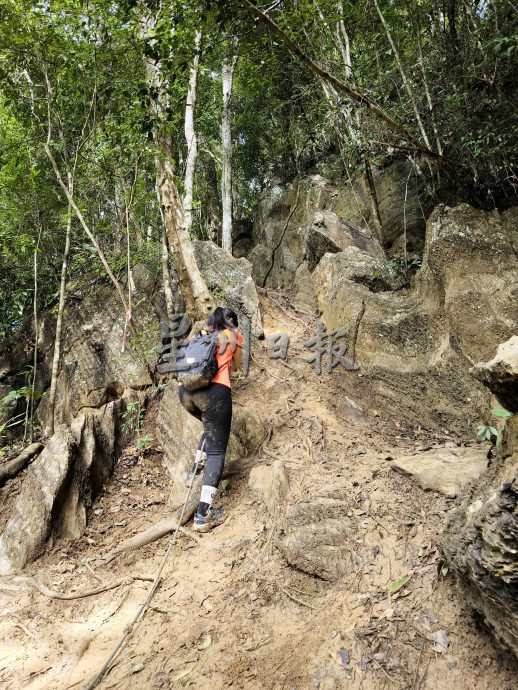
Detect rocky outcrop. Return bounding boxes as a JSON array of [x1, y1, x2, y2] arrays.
[[249, 159, 432, 288], [194, 240, 263, 339], [471, 336, 518, 414], [248, 460, 290, 517], [156, 381, 265, 509], [276, 491, 357, 581], [313, 204, 518, 430], [0, 399, 122, 573], [390, 446, 488, 498], [441, 342, 518, 656]]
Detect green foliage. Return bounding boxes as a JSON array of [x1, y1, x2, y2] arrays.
[[121, 400, 145, 435], [477, 407, 512, 446]]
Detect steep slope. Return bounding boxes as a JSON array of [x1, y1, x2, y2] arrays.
[[0, 291, 516, 690]]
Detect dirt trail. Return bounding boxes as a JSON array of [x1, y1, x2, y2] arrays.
[[0, 291, 517, 690]]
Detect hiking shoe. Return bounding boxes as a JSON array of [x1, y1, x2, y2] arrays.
[[193, 507, 225, 533], [185, 451, 207, 485]]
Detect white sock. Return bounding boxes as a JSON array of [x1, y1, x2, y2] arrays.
[[200, 485, 218, 506], [195, 449, 207, 463]]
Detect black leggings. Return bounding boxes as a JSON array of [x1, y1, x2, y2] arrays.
[[178, 382, 232, 488]]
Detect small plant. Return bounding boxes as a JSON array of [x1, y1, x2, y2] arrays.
[[138, 434, 153, 451], [121, 400, 145, 435], [477, 407, 512, 446]]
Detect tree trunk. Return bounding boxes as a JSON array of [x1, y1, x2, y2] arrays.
[[221, 56, 237, 254], [156, 131, 213, 319], [161, 227, 175, 322], [0, 442, 44, 486], [184, 30, 202, 236], [141, 12, 213, 320], [373, 0, 431, 150], [47, 171, 73, 437]]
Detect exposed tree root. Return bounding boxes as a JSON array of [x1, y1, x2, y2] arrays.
[[0, 442, 44, 485]]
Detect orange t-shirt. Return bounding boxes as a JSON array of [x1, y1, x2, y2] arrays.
[[212, 328, 243, 388]]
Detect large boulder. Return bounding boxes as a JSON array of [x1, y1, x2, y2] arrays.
[[35, 284, 156, 433], [156, 381, 265, 509], [441, 341, 518, 656], [276, 491, 357, 581], [248, 159, 433, 288], [312, 204, 518, 430], [0, 400, 122, 573], [194, 240, 263, 339]]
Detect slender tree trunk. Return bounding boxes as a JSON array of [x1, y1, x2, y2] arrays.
[[27, 222, 43, 443], [221, 55, 237, 253], [414, 6, 443, 155], [184, 30, 202, 237], [161, 227, 175, 321], [142, 13, 213, 319], [156, 131, 213, 318], [47, 171, 73, 437], [372, 0, 431, 150]]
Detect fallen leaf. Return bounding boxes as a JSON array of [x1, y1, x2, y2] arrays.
[[339, 648, 350, 667], [219, 479, 229, 491], [387, 573, 412, 594], [427, 629, 451, 653], [130, 663, 144, 674], [173, 666, 195, 681], [198, 634, 212, 651]]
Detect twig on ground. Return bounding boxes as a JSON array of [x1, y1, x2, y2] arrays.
[[280, 586, 321, 610], [28, 575, 152, 600]]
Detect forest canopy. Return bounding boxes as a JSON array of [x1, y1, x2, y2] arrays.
[[0, 0, 516, 335]]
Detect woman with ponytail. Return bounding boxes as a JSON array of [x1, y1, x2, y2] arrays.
[[178, 306, 243, 532]]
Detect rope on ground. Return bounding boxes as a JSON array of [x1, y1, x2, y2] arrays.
[[83, 440, 204, 690]]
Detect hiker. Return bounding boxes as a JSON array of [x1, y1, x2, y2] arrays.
[[177, 306, 243, 532]]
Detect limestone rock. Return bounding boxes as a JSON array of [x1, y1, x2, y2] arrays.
[[248, 461, 290, 516], [441, 415, 518, 657], [312, 204, 518, 430], [391, 446, 488, 498], [0, 400, 122, 573], [276, 492, 356, 581], [249, 177, 386, 288], [194, 240, 263, 338], [156, 381, 265, 510], [0, 426, 75, 574], [293, 262, 317, 314], [249, 160, 433, 288], [471, 336, 518, 413]]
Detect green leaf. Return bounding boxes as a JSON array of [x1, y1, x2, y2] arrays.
[[130, 663, 144, 674], [219, 479, 229, 491], [387, 573, 412, 594], [490, 408, 512, 418]]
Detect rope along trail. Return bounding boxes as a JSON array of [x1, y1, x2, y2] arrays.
[[84, 441, 205, 690]]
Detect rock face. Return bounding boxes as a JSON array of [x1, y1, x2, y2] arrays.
[[0, 400, 121, 573], [441, 417, 518, 656], [391, 446, 488, 498], [194, 240, 263, 339], [441, 342, 518, 657], [35, 285, 156, 433], [156, 381, 265, 509], [276, 492, 356, 581], [248, 461, 290, 517], [249, 159, 432, 288], [471, 336, 518, 414], [313, 204, 518, 430]]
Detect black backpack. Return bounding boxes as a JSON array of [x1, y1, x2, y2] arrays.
[[176, 331, 219, 391]]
